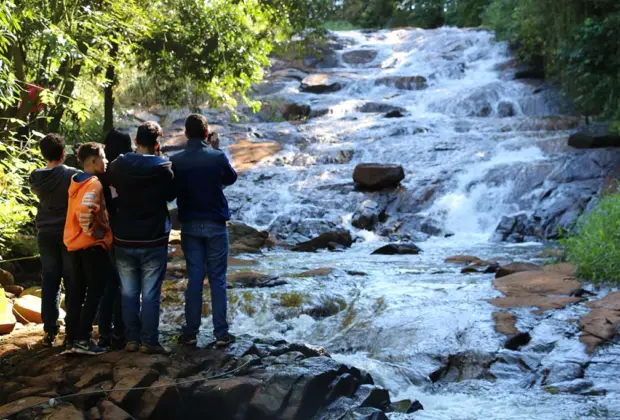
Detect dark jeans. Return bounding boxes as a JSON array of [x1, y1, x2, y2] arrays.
[[98, 249, 124, 338], [66, 245, 114, 342], [115, 245, 168, 345], [181, 220, 229, 339], [37, 231, 72, 336]]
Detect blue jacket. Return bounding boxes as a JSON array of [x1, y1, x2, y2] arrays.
[[108, 153, 175, 247], [170, 138, 237, 224]]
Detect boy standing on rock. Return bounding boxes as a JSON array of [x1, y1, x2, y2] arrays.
[[63, 143, 115, 355], [170, 114, 237, 347], [29, 134, 78, 346], [107, 122, 175, 354]]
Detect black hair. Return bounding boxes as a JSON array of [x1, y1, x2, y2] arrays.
[[77, 142, 105, 164], [185, 113, 208, 139], [136, 121, 163, 150], [39, 133, 65, 162], [104, 128, 132, 162]]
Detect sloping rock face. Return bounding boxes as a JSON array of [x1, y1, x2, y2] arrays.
[[580, 291, 620, 354], [492, 147, 620, 242], [228, 221, 274, 254], [0, 338, 391, 420], [229, 139, 281, 172]]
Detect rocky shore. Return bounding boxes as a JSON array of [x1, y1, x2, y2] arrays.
[[0, 335, 403, 420]]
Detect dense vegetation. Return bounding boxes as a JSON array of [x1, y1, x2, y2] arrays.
[[562, 194, 620, 284], [0, 0, 329, 253]]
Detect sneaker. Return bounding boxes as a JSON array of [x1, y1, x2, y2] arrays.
[[73, 340, 107, 355], [215, 333, 236, 347], [178, 334, 198, 347], [125, 341, 140, 352], [42, 332, 56, 347], [61, 341, 75, 355], [139, 343, 170, 355]]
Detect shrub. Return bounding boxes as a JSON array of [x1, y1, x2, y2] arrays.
[[562, 193, 620, 284]]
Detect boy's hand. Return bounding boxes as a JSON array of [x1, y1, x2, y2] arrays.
[[207, 132, 220, 150]]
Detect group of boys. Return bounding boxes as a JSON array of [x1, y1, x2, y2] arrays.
[[29, 114, 237, 355]]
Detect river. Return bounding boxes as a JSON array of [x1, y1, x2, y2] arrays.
[[160, 28, 619, 419]]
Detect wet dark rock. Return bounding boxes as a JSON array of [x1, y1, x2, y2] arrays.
[[292, 230, 353, 252], [569, 123, 620, 149], [384, 110, 405, 118], [358, 103, 406, 114], [226, 272, 287, 289], [228, 221, 274, 254], [392, 399, 424, 414], [300, 74, 343, 94], [495, 262, 541, 278], [353, 164, 405, 191], [497, 101, 515, 117], [430, 352, 496, 383], [321, 150, 355, 165], [544, 379, 594, 395], [371, 243, 421, 255], [343, 50, 378, 66], [504, 332, 532, 351], [352, 199, 389, 230], [375, 76, 427, 90]]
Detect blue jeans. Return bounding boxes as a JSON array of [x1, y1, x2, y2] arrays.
[[98, 249, 124, 338], [37, 231, 72, 336], [115, 245, 168, 345], [181, 220, 229, 338]]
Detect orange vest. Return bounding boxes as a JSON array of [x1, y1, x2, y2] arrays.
[[63, 174, 112, 252]]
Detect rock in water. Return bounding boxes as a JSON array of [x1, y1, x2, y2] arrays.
[[353, 164, 405, 191], [343, 49, 378, 65], [228, 221, 273, 254], [292, 230, 353, 252], [375, 76, 427, 90], [372, 244, 421, 255], [300, 74, 343, 94], [444, 255, 482, 265], [229, 139, 281, 172], [568, 123, 620, 148], [358, 103, 406, 114], [495, 262, 541, 278]]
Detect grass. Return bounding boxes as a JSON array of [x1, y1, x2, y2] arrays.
[[561, 193, 620, 284], [277, 292, 305, 308], [323, 20, 362, 31]]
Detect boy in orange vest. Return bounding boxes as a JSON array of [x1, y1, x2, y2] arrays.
[[63, 142, 115, 355]]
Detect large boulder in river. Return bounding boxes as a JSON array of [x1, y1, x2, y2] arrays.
[[568, 123, 620, 149], [495, 262, 541, 278], [372, 243, 421, 255], [229, 139, 281, 172], [352, 199, 388, 230], [343, 49, 378, 66], [375, 76, 427, 90], [228, 221, 273, 254], [353, 164, 405, 191], [292, 230, 353, 252], [300, 74, 343, 94], [358, 103, 406, 114]]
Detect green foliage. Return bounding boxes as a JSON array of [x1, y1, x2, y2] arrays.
[[0, 137, 43, 255], [561, 194, 620, 284], [324, 20, 362, 31], [483, 0, 620, 124], [445, 0, 491, 27]]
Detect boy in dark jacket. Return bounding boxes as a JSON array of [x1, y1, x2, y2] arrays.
[[29, 134, 78, 346], [96, 129, 131, 349], [170, 114, 237, 347], [107, 121, 175, 354]]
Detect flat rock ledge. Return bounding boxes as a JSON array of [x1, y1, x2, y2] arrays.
[[0, 337, 392, 420]]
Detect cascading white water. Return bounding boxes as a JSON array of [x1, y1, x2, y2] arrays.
[[163, 28, 620, 419]]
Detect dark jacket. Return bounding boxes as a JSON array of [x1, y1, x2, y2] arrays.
[[29, 165, 78, 234], [107, 153, 175, 248], [170, 138, 237, 224]]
